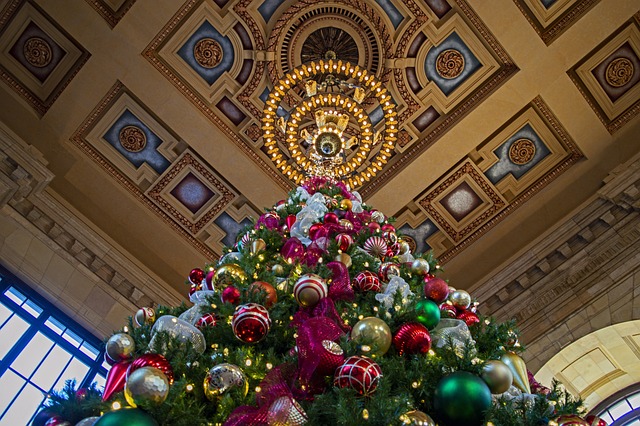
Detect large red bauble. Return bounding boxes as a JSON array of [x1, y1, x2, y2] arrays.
[[378, 262, 400, 282], [293, 274, 328, 307], [196, 313, 218, 329], [353, 271, 381, 292], [316, 340, 346, 376], [367, 222, 381, 232], [335, 233, 354, 252], [249, 281, 278, 308], [308, 223, 324, 240], [232, 303, 271, 343], [381, 224, 395, 233], [439, 303, 458, 319], [423, 277, 450, 303], [188, 268, 205, 286], [456, 310, 480, 327], [204, 269, 216, 291], [393, 323, 431, 356], [221, 286, 241, 305], [324, 212, 339, 224], [585, 416, 608, 426], [127, 353, 174, 384], [334, 356, 382, 396]]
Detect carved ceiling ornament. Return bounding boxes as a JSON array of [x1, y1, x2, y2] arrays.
[[436, 48, 465, 79], [23, 36, 52, 68], [119, 125, 147, 152], [193, 37, 223, 69], [605, 56, 634, 87], [508, 138, 536, 165]]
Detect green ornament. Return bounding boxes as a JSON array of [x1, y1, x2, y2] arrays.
[[95, 408, 159, 426], [433, 371, 492, 426], [415, 299, 440, 330]]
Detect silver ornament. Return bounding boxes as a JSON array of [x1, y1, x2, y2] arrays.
[[124, 366, 170, 407], [105, 333, 135, 361], [449, 289, 471, 309], [203, 363, 248, 401], [411, 258, 430, 275]]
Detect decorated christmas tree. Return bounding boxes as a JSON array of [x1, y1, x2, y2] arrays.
[[35, 59, 605, 426], [36, 177, 606, 426]]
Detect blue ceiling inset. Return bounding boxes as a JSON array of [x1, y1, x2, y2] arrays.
[[103, 110, 171, 174], [258, 0, 285, 23], [214, 212, 253, 248], [170, 172, 215, 214], [177, 21, 234, 86], [374, 0, 404, 29], [425, 32, 481, 96], [399, 219, 438, 254]]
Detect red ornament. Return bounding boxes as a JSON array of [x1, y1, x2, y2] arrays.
[[556, 415, 590, 426], [250, 281, 278, 308], [221, 286, 241, 305], [204, 269, 216, 291], [102, 359, 131, 401], [308, 223, 324, 240], [367, 222, 381, 232], [316, 340, 346, 376], [285, 215, 297, 231], [363, 236, 388, 258], [188, 268, 205, 286], [439, 303, 457, 319], [127, 353, 175, 384], [393, 323, 431, 356], [353, 271, 381, 292], [334, 356, 382, 396], [196, 313, 218, 329], [585, 415, 608, 426], [423, 277, 450, 304], [75, 388, 89, 401], [386, 242, 401, 257], [381, 224, 395, 233], [382, 230, 398, 245], [232, 303, 271, 343], [188, 284, 198, 297], [293, 274, 328, 307], [324, 212, 339, 224], [335, 233, 354, 252], [378, 262, 400, 282], [456, 310, 480, 327]]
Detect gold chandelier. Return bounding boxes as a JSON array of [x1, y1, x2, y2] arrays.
[[261, 60, 397, 189]]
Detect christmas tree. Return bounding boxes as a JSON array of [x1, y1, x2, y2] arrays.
[[36, 177, 605, 426]]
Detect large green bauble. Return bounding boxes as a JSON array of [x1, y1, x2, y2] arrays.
[[433, 371, 492, 426], [95, 408, 159, 426], [415, 299, 440, 330]]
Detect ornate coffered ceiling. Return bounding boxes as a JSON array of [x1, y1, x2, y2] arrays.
[[0, 0, 638, 294]]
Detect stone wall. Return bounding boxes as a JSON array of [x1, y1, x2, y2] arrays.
[[472, 152, 640, 373], [0, 123, 182, 337]]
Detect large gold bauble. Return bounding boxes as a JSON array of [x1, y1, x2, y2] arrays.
[[251, 238, 267, 254], [203, 363, 248, 401], [213, 264, 247, 287], [106, 333, 135, 361], [481, 360, 513, 394], [411, 258, 430, 275], [401, 410, 435, 426], [350, 317, 392, 358], [501, 352, 531, 394], [340, 199, 353, 211], [124, 366, 170, 407]]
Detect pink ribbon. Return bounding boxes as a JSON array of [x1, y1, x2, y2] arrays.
[[326, 261, 354, 301]]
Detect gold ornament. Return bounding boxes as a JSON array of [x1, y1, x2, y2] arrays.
[[203, 363, 249, 401], [124, 367, 170, 407], [398, 240, 411, 255], [272, 264, 285, 276], [213, 264, 247, 287], [481, 360, 513, 394], [267, 396, 308, 425], [411, 258, 430, 275], [339, 219, 354, 230], [106, 333, 135, 361], [334, 253, 352, 268], [449, 289, 471, 309], [501, 352, 530, 394], [340, 199, 353, 211], [401, 410, 435, 426], [251, 238, 267, 254], [134, 307, 155, 326], [351, 317, 392, 358]]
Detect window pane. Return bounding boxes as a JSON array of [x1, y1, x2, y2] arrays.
[[11, 332, 54, 378], [62, 329, 82, 348], [22, 299, 43, 317], [93, 374, 106, 391], [0, 382, 45, 426], [31, 345, 72, 391], [0, 369, 25, 415], [79, 341, 100, 360], [45, 317, 65, 335], [53, 358, 90, 392], [0, 314, 29, 361], [0, 302, 11, 326], [629, 393, 640, 409], [4, 286, 26, 305], [610, 400, 631, 419]]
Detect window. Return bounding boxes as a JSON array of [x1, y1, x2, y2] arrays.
[[0, 265, 107, 426], [591, 384, 640, 426]]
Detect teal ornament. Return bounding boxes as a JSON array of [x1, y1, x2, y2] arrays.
[[415, 299, 441, 330], [433, 371, 492, 426], [95, 408, 159, 426]]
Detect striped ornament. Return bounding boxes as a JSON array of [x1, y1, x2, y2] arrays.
[[232, 303, 271, 343], [293, 274, 328, 307], [333, 356, 382, 396], [363, 236, 388, 258], [353, 271, 381, 292]]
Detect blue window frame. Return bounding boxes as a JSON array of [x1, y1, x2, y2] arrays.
[[591, 383, 640, 426], [0, 265, 107, 425]]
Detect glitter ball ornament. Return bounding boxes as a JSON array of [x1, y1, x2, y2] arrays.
[[127, 353, 174, 384], [353, 271, 381, 292], [449, 290, 471, 309], [267, 396, 308, 426], [203, 363, 248, 401], [148, 315, 206, 355], [134, 307, 155, 326], [293, 274, 328, 307], [188, 268, 205, 286], [195, 313, 217, 329], [271, 264, 285, 276], [335, 233, 354, 251], [232, 303, 271, 343], [106, 333, 135, 362], [411, 258, 430, 275], [221, 286, 241, 305], [249, 281, 278, 308], [393, 323, 431, 356], [316, 340, 346, 376], [363, 236, 388, 258], [351, 317, 392, 358], [423, 277, 450, 303], [334, 356, 382, 396], [213, 264, 247, 287], [378, 262, 400, 282], [124, 366, 169, 407]]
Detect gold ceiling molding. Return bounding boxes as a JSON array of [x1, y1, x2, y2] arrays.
[[83, 0, 138, 28]]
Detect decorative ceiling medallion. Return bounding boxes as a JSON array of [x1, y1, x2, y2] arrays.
[[301, 27, 359, 64], [605, 57, 634, 87], [193, 37, 223, 69], [508, 138, 536, 165], [23, 36, 52, 67], [435, 48, 465, 79], [118, 125, 147, 152]]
